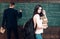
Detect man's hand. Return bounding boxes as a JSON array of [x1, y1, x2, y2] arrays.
[[19, 10, 22, 12], [0, 27, 5, 34]]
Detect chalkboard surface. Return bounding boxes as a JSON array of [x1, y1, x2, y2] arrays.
[[0, 3, 60, 26]]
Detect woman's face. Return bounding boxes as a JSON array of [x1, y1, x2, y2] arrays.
[[37, 7, 42, 13]]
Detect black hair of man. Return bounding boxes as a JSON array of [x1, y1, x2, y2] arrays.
[[10, 2, 15, 6]]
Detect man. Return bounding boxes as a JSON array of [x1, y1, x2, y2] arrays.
[[2, 2, 22, 39]]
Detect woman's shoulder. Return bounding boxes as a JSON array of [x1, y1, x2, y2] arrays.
[[33, 14, 40, 19], [34, 14, 40, 17]]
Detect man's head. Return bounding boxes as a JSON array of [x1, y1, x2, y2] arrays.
[[9, 2, 15, 8]]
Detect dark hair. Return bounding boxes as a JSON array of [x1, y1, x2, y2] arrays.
[[33, 5, 44, 17], [10, 2, 15, 6]]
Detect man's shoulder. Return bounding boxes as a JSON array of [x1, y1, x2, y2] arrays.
[[12, 8, 17, 11], [4, 8, 11, 11], [5, 8, 17, 11]]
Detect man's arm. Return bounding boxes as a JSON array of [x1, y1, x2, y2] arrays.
[[2, 10, 7, 27], [16, 10, 22, 18]]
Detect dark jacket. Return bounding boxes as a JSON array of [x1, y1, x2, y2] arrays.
[[2, 8, 22, 28], [24, 18, 36, 39]]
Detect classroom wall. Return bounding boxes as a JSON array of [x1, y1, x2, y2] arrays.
[[0, 3, 60, 26]]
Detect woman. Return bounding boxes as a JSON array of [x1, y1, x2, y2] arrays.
[[33, 5, 48, 39]]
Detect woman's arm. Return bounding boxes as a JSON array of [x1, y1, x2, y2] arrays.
[[35, 14, 43, 29], [42, 10, 48, 23]]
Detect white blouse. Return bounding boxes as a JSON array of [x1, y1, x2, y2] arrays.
[[33, 14, 43, 34]]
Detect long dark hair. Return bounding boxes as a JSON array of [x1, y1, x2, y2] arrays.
[[33, 5, 44, 17]]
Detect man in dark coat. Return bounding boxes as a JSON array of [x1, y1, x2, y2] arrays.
[[2, 2, 22, 39]]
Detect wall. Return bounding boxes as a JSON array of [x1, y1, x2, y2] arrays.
[[0, 3, 60, 26]]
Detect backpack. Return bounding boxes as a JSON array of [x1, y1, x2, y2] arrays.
[[24, 18, 36, 39]]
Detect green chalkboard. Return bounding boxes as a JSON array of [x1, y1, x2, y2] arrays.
[[0, 3, 60, 26]]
